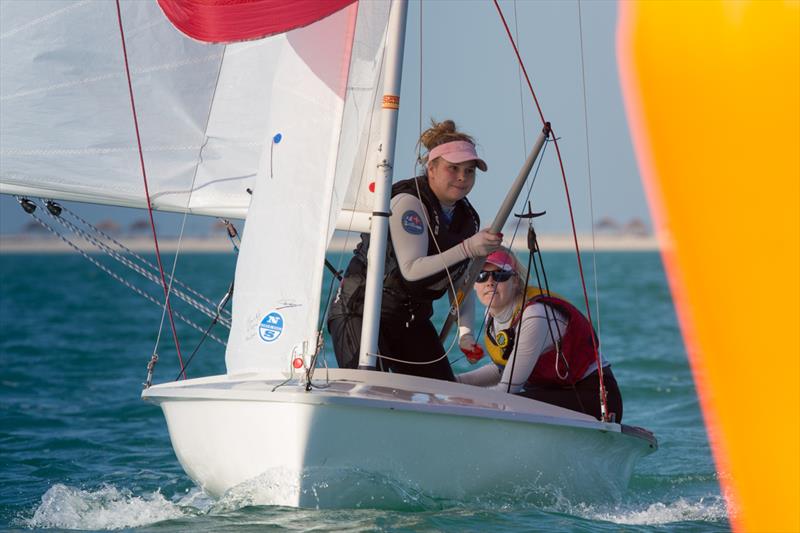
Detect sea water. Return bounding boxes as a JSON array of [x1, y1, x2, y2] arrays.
[[0, 250, 730, 531]]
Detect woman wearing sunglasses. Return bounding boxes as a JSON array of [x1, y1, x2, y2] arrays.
[[456, 248, 623, 422], [328, 119, 502, 381]]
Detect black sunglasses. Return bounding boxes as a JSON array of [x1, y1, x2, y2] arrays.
[[476, 270, 514, 283]]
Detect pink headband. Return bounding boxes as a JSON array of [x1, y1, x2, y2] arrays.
[[428, 140, 487, 171]]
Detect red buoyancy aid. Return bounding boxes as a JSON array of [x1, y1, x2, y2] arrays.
[[526, 295, 599, 387]]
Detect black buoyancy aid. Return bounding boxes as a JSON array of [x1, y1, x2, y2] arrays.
[[340, 176, 479, 319], [486, 292, 599, 387]]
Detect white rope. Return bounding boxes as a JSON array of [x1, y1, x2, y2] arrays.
[[577, 0, 602, 338], [367, 350, 450, 366]]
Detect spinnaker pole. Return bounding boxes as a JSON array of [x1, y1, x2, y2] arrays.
[[439, 123, 551, 342], [357, 0, 409, 369]]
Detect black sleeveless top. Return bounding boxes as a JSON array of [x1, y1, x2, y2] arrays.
[[339, 176, 479, 320]]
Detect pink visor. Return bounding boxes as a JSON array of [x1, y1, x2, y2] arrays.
[[428, 140, 487, 171], [485, 250, 516, 272]]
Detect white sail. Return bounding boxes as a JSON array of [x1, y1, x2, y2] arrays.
[[0, 0, 270, 217], [224, 1, 391, 375]]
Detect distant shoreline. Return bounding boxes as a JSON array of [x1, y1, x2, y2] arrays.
[[0, 233, 659, 253]]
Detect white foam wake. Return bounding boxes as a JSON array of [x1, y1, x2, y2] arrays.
[[574, 496, 728, 525], [21, 484, 205, 530]]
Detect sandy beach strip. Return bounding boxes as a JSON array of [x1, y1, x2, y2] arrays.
[[1, 233, 659, 254]]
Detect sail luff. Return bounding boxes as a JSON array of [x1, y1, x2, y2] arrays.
[[223, 1, 392, 376]]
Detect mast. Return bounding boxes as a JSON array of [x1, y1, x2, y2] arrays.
[[357, 0, 409, 369]]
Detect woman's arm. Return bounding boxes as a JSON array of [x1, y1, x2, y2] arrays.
[[389, 193, 470, 281], [455, 363, 501, 386], [389, 193, 501, 282], [493, 303, 567, 393]]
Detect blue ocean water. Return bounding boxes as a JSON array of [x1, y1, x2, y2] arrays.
[[0, 250, 730, 531]]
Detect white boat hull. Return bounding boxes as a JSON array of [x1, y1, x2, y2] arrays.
[[143, 369, 656, 507]]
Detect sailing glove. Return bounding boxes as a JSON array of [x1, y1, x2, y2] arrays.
[[459, 334, 485, 363], [462, 229, 503, 258]]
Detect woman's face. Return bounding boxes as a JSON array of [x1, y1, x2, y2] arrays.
[[475, 264, 519, 313], [427, 158, 476, 204]]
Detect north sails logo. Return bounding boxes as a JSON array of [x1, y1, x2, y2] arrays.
[[258, 311, 284, 342]]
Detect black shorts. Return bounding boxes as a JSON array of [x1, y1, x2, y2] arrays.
[[327, 310, 455, 382], [520, 367, 623, 422]]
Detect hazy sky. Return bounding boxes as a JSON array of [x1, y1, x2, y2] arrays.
[[0, 0, 649, 236]]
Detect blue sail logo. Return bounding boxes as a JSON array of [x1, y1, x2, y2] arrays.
[[259, 311, 284, 342]]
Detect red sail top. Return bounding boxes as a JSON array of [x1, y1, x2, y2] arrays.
[[157, 0, 357, 43]]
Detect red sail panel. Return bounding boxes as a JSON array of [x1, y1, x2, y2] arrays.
[[157, 0, 357, 43]]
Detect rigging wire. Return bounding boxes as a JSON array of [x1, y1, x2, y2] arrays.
[[491, 0, 609, 421], [418, 0, 423, 155], [114, 0, 185, 378], [469, 138, 550, 354], [155, 39, 228, 383], [60, 204, 231, 322], [54, 208, 230, 327], [176, 282, 233, 380], [408, 2, 483, 365], [20, 200, 227, 346], [512, 1, 529, 158], [305, 267, 344, 388], [577, 0, 602, 341]]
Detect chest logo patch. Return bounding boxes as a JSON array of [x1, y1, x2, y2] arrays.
[[401, 210, 424, 235]]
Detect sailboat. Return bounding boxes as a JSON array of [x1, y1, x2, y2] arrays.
[[0, 0, 656, 507]]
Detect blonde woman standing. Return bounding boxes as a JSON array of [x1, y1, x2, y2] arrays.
[[328, 120, 501, 381]]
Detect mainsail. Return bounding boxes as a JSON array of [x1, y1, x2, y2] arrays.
[[0, 0, 387, 224], [1, 0, 263, 217], [0, 0, 393, 375]]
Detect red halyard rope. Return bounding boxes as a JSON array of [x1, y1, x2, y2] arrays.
[[492, 0, 609, 421], [115, 0, 186, 379]]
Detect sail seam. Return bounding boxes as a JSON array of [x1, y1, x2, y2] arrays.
[[0, 0, 90, 40], [0, 53, 224, 102]]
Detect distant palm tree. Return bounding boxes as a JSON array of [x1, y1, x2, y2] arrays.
[[129, 219, 150, 234], [624, 218, 649, 236], [22, 220, 47, 233], [595, 216, 620, 232], [96, 220, 121, 234]]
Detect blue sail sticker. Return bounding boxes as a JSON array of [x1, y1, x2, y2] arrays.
[[401, 210, 424, 235], [259, 311, 284, 342]]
